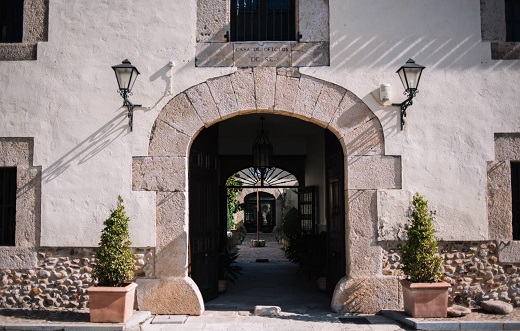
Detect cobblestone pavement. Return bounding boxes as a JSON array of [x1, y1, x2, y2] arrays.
[[235, 233, 288, 263]]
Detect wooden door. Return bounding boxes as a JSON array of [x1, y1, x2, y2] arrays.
[[325, 130, 346, 294], [189, 126, 219, 302]]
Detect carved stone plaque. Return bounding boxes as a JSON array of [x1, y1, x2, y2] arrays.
[[234, 42, 291, 67]]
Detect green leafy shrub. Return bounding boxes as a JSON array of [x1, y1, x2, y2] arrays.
[[226, 175, 243, 231], [93, 196, 135, 287], [218, 251, 242, 284], [281, 207, 299, 240], [285, 232, 327, 278], [401, 193, 443, 283]]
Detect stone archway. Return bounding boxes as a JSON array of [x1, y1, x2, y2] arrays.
[[132, 67, 402, 314]]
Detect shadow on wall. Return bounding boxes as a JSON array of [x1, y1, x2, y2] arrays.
[[42, 113, 127, 182], [329, 1, 520, 71], [331, 34, 486, 71]]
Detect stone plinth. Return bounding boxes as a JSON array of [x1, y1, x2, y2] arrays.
[[136, 277, 204, 315]]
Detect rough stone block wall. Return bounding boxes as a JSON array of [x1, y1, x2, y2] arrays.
[[0, 247, 154, 310], [382, 241, 520, 307]]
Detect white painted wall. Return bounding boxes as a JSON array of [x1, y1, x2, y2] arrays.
[[1, 0, 519, 245]]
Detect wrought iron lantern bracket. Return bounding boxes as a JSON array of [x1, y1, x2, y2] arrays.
[[122, 96, 141, 132], [392, 91, 416, 131]]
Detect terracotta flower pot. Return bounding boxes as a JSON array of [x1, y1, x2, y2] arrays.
[[218, 279, 227, 293], [400, 279, 450, 318], [87, 282, 137, 323], [316, 276, 326, 291], [251, 240, 265, 247]]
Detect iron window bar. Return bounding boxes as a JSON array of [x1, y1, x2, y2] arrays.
[[230, 0, 296, 42]]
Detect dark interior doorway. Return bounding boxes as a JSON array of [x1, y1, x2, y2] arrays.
[[244, 192, 276, 233]]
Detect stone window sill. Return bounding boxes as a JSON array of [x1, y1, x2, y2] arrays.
[[0, 43, 38, 61], [491, 42, 520, 60]]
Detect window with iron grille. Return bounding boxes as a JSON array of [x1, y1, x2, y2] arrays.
[[506, 0, 520, 42], [230, 0, 296, 42], [0, 0, 24, 43], [0, 167, 16, 246]]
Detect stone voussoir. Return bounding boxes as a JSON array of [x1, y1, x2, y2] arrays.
[[207, 75, 239, 119], [159, 93, 204, 137], [311, 81, 346, 127], [293, 75, 323, 119], [149, 120, 191, 157], [185, 82, 222, 127]]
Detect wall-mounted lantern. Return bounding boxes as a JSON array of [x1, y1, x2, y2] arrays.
[[112, 59, 141, 131], [392, 58, 425, 130]]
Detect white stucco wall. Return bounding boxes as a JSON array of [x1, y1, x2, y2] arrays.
[[1, 0, 519, 246]]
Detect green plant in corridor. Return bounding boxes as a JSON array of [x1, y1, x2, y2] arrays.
[[93, 196, 135, 287], [281, 207, 299, 240], [226, 174, 243, 231], [401, 193, 443, 283], [218, 251, 242, 284]]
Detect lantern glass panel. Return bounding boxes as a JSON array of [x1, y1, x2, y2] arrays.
[[403, 67, 422, 90], [115, 68, 133, 91], [112, 60, 140, 93]]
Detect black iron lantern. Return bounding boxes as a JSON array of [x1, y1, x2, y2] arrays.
[[392, 58, 425, 130], [112, 59, 141, 131], [252, 117, 272, 186], [397, 58, 425, 92]]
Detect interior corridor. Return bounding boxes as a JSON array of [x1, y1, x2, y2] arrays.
[[205, 233, 331, 314]]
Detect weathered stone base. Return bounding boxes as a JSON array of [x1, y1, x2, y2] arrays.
[[136, 277, 204, 315], [0, 247, 154, 310], [383, 241, 520, 308], [331, 277, 401, 314]]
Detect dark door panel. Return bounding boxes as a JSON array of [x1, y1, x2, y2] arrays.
[[325, 130, 346, 295], [189, 126, 220, 302]]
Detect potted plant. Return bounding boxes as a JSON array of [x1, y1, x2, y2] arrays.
[[284, 231, 327, 290], [217, 251, 242, 293], [88, 196, 137, 323], [400, 193, 449, 318]]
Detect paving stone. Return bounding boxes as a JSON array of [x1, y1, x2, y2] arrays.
[[460, 321, 505, 330], [448, 305, 472, 317], [151, 314, 187, 324], [504, 321, 520, 330], [253, 305, 281, 316], [413, 321, 460, 330], [481, 300, 514, 314]]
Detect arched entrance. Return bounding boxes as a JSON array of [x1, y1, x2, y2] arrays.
[[188, 113, 335, 302], [132, 67, 402, 315]]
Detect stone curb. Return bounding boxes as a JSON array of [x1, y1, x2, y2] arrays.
[[0, 311, 151, 331], [382, 310, 520, 331]]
